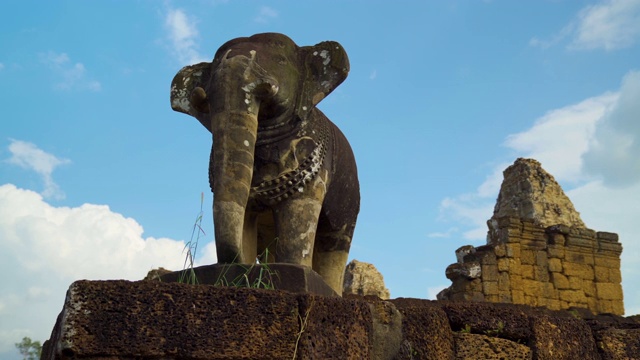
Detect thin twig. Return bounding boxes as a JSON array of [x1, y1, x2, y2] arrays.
[[293, 299, 313, 360]]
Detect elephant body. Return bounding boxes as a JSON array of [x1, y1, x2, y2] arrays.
[[170, 33, 359, 294]]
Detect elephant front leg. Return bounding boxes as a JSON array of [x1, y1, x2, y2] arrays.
[[273, 197, 323, 267], [214, 204, 260, 264], [272, 171, 327, 268]]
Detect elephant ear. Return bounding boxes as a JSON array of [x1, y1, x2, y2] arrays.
[[170, 62, 213, 132], [296, 41, 350, 121]]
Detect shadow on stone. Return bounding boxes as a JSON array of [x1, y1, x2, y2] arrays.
[[159, 263, 338, 297]]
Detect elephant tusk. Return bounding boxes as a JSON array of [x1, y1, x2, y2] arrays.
[[254, 81, 279, 98], [242, 78, 279, 99]]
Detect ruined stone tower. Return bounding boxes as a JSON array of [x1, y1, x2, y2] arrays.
[[438, 158, 624, 315]]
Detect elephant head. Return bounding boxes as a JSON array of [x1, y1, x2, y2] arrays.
[[171, 32, 349, 132], [170, 33, 358, 294]]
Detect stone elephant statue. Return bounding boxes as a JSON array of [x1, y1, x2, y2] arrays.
[[170, 33, 360, 294]]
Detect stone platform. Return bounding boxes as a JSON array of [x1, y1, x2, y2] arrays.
[[159, 263, 338, 297], [41, 280, 640, 359]]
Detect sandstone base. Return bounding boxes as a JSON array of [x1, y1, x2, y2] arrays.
[[159, 263, 338, 296], [41, 280, 640, 360]]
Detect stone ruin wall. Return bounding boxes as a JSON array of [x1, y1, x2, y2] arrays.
[[439, 216, 624, 315], [438, 158, 624, 315], [43, 279, 640, 360]]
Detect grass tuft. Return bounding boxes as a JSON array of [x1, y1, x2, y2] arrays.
[[179, 192, 206, 284], [214, 248, 280, 289]]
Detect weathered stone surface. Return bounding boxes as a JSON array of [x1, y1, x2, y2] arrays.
[[491, 158, 585, 228], [42, 280, 640, 360], [453, 333, 531, 360], [530, 313, 599, 360], [343, 259, 391, 299], [390, 298, 455, 360], [455, 245, 476, 263], [43, 280, 301, 359], [359, 296, 403, 360], [579, 311, 640, 359], [43, 280, 375, 360], [596, 282, 623, 301], [439, 158, 624, 315], [598, 328, 640, 360], [440, 302, 532, 342], [445, 262, 481, 280], [295, 293, 372, 359]]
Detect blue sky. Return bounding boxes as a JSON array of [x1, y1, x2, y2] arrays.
[[1, 0, 640, 357]]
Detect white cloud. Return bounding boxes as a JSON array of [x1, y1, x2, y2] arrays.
[[0, 63, 4, 70], [437, 75, 626, 241], [40, 51, 101, 91], [254, 6, 278, 24], [426, 227, 458, 239], [164, 8, 207, 65], [571, 0, 640, 50], [0, 183, 214, 354], [438, 195, 494, 241], [0, 184, 188, 279], [436, 90, 620, 242], [5, 139, 70, 200], [1, 140, 219, 354], [583, 70, 640, 187], [196, 241, 218, 266], [504, 92, 618, 183], [369, 70, 378, 80], [435, 70, 640, 315], [529, 24, 574, 49], [45, 52, 69, 66], [530, 0, 640, 51], [476, 162, 510, 198]]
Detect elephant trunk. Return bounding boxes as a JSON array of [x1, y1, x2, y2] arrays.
[[211, 111, 257, 264], [210, 52, 278, 264]]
